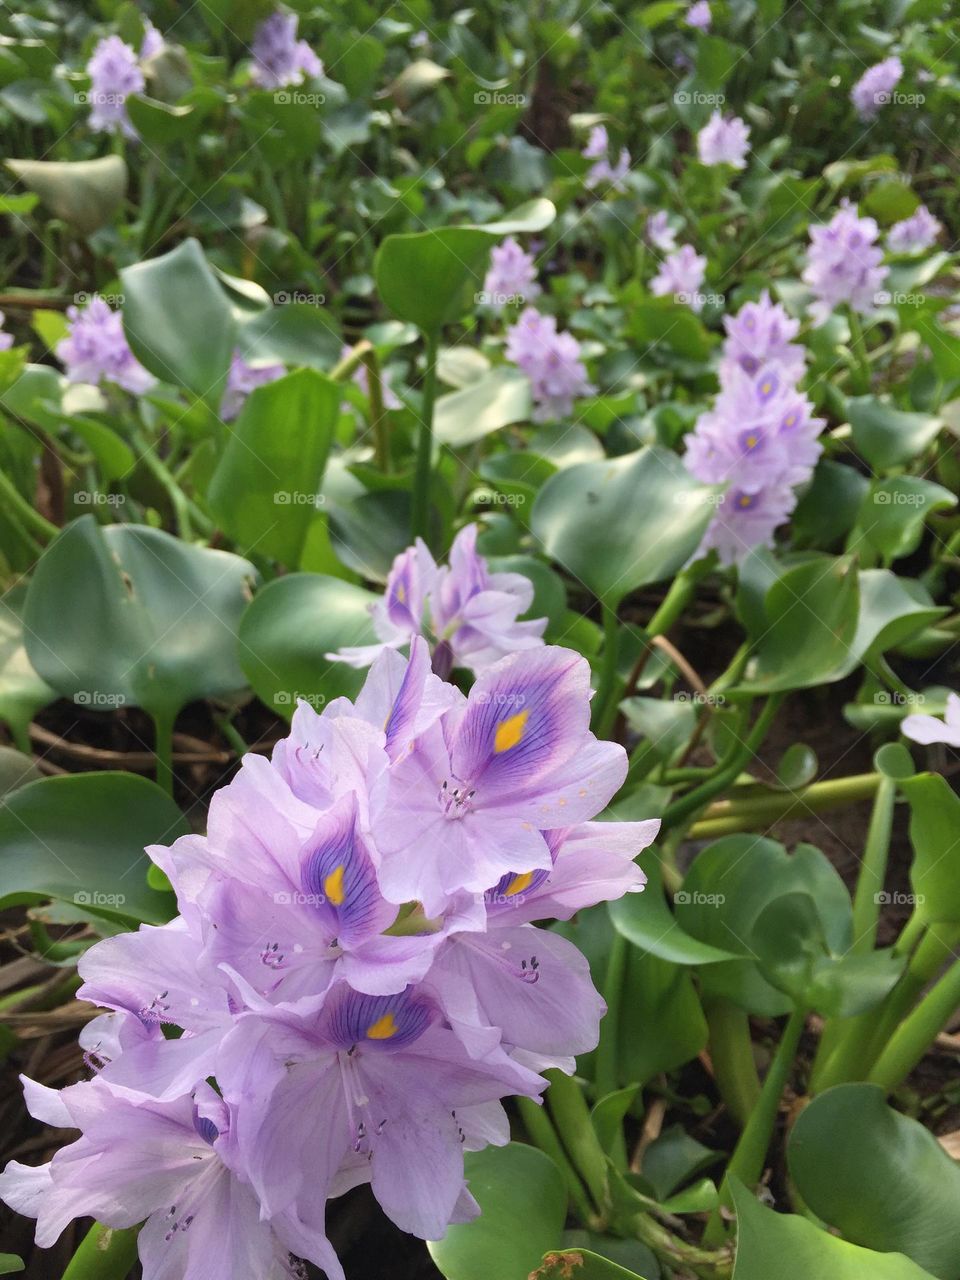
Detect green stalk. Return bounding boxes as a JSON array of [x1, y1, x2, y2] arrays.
[[705, 998, 761, 1129], [62, 1223, 139, 1280], [594, 929, 627, 1098], [847, 308, 871, 395], [869, 953, 960, 1092], [152, 708, 176, 797], [661, 696, 783, 834], [687, 771, 880, 839], [516, 1096, 597, 1226], [705, 1006, 806, 1245], [360, 345, 390, 472], [545, 1069, 609, 1211], [411, 331, 439, 542], [614, 1205, 734, 1280], [593, 600, 623, 737], [0, 464, 58, 542], [131, 430, 212, 541]]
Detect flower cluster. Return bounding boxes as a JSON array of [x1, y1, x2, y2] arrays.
[[251, 11, 323, 89], [646, 211, 678, 252], [481, 237, 541, 310], [650, 244, 708, 311], [333, 523, 547, 676], [582, 125, 631, 191], [85, 34, 147, 138], [683, 291, 823, 564], [887, 204, 941, 255], [0, 639, 658, 1280], [685, 1, 711, 30], [505, 307, 594, 421], [696, 111, 751, 168], [56, 297, 156, 395], [802, 200, 888, 325], [850, 55, 903, 120], [220, 350, 287, 421]]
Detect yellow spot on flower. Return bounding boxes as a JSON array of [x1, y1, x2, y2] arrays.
[[366, 1013, 398, 1040], [494, 709, 529, 754], [323, 865, 346, 906], [744, 434, 758, 448], [505, 871, 534, 897], [396, 583, 406, 603], [738, 494, 753, 509], [760, 380, 773, 396]]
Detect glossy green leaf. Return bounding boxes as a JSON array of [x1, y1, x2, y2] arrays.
[[0, 772, 183, 925], [848, 397, 943, 471], [6, 156, 126, 234], [730, 1177, 937, 1280], [788, 1084, 960, 1279], [902, 773, 960, 926], [428, 1143, 567, 1280], [23, 518, 256, 721], [534, 1249, 649, 1279], [531, 447, 718, 606], [561, 1233, 658, 1279], [641, 1125, 722, 1200], [609, 860, 738, 967], [0, 1255, 22, 1276], [854, 478, 956, 565], [0, 583, 55, 747], [0, 746, 42, 797], [121, 239, 236, 403], [435, 366, 532, 446], [207, 369, 340, 566], [793, 459, 870, 550], [628, 300, 713, 361], [236, 302, 341, 371], [238, 573, 378, 719]]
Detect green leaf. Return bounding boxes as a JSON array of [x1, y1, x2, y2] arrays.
[[0, 772, 183, 925], [428, 1144, 567, 1280], [640, 1125, 722, 1200], [848, 397, 943, 471], [788, 1084, 960, 1279], [730, 1177, 937, 1280], [237, 573, 378, 719], [902, 772, 960, 927], [0, 582, 55, 747], [23, 518, 257, 721], [236, 302, 341, 371], [435, 366, 532, 446], [609, 860, 738, 967], [0, 746, 42, 797], [207, 369, 340, 566], [121, 239, 236, 403], [854, 478, 956, 565], [629, 300, 713, 361], [531, 447, 718, 606], [534, 1249, 650, 1279], [0, 1255, 23, 1276], [375, 201, 555, 336], [793, 459, 870, 549], [5, 156, 127, 234]]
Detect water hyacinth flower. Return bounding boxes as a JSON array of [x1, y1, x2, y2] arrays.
[[481, 236, 541, 310], [1, 637, 659, 1277], [697, 483, 798, 565], [696, 111, 751, 168], [887, 204, 942, 254], [0, 310, 14, 351], [250, 11, 323, 89], [802, 200, 888, 325], [85, 35, 146, 138], [650, 244, 708, 311], [646, 211, 678, 252], [333, 523, 547, 675], [220, 350, 286, 421], [56, 297, 156, 394], [902, 691, 960, 747], [685, 1, 711, 30], [719, 289, 806, 382], [505, 307, 595, 421], [850, 55, 903, 120], [582, 125, 631, 191]]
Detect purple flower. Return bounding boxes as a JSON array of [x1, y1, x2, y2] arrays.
[[0, 311, 14, 351], [802, 200, 888, 325], [582, 125, 631, 191], [56, 297, 156, 394], [334, 524, 547, 675], [650, 244, 708, 311], [685, 1, 712, 29], [251, 11, 323, 89], [698, 483, 798, 565], [140, 20, 165, 61], [481, 237, 541, 310], [902, 692, 960, 747], [851, 55, 903, 120], [719, 290, 806, 382], [646, 211, 678, 252], [220, 350, 286, 420], [340, 344, 402, 412], [85, 35, 145, 138], [696, 111, 750, 168], [887, 204, 941, 254], [505, 307, 594, 421]]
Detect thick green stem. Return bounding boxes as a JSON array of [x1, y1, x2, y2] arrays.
[[705, 1006, 806, 1245], [62, 1223, 139, 1280], [595, 929, 627, 1098], [847, 308, 871, 395], [687, 771, 880, 839], [360, 345, 390, 472], [615, 1205, 734, 1280], [545, 1069, 609, 1212], [411, 331, 439, 542], [131, 430, 212, 541], [593, 600, 623, 737], [516, 1096, 597, 1226], [705, 998, 761, 1129], [0, 464, 58, 542], [869, 953, 960, 1092]]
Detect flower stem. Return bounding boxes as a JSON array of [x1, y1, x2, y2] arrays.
[[593, 600, 623, 737], [62, 1223, 139, 1280], [868, 952, 960, 1092], [516, 1097, 597, 1226], [705, 997, 761, 1129], [152, 707, 176, 797], [411, 330, 439, 542], [595, 926, 627, 1098]]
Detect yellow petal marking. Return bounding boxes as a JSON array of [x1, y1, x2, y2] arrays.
[[505, 871, 535, 898], [494, 709, 529, 754], [323, 864, 346, 906], [366, 1012, 399, 1040]]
